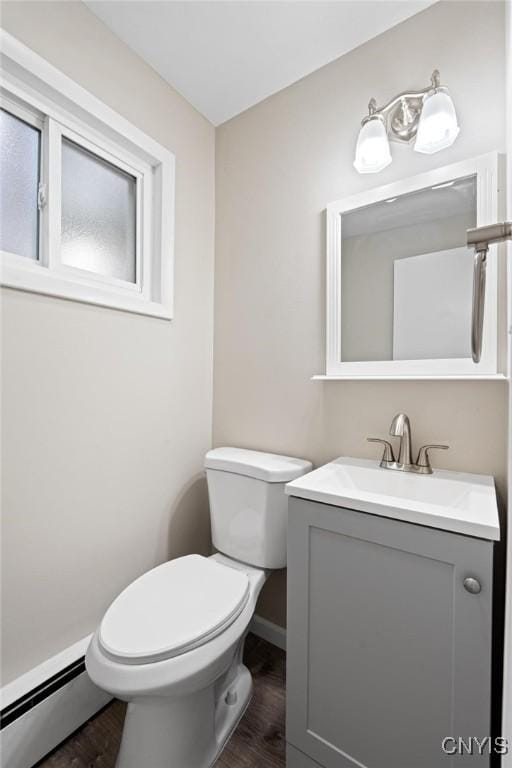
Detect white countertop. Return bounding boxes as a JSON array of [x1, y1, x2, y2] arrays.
[[285, 457, 500, 541]]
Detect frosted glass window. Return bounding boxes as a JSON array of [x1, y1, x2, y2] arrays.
[[61, 138, 136, 283], [0, 108, 40, 260]]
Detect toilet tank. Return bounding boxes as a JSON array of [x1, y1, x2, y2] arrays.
[[205, 448, 312, 569]]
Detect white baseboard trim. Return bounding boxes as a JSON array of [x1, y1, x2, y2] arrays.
[[249, 614, 286, 651]]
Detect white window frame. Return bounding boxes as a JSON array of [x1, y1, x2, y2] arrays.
[[319, 152, 506, 380], [0, 31, 175, 319]]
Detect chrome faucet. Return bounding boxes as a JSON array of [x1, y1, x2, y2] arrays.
[[368, 413, 448, 474]]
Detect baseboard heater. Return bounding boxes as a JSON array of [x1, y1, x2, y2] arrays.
[[1, 651, 110, 768], [1, 657, 85, 730]]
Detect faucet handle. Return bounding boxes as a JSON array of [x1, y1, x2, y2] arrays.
[[367, 438, 395, 464], [416, 444, 449, 472]]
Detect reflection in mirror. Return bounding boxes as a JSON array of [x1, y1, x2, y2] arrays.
[[340, 176, 476, 362]]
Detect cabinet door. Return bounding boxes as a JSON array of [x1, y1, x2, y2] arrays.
[[286, 498, 493, 768]]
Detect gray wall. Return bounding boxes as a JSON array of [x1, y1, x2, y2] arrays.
[[1, 1, 215, 684], [214, 0, 508, 627]]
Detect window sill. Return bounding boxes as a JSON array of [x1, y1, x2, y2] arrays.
[[1, 256, 172, 319]]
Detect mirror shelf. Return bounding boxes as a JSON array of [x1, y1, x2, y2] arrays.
[[321, 152, 506, 380], [312, 374, 507, 381]]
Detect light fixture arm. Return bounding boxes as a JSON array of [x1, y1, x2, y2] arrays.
[[361, 70, 443, 144]]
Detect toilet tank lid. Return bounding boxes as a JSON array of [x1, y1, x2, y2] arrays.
[[205, 447, 312, 482]]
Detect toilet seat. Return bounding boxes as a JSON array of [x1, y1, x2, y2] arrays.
[[99, 555, 250, 665]]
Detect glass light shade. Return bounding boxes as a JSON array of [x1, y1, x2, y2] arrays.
[[353, 116, 392, 174], [414, 89, 460, 154]]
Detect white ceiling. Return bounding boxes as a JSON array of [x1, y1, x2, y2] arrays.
[[86, 1, 436, 126]]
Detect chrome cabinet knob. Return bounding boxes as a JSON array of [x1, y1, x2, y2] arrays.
[[464, 577, 482, 594]]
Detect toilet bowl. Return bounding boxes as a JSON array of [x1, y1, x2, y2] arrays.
[[86, 447, 312, 768]]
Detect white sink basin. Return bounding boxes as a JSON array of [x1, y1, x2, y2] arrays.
[[285, 457, 499, 540]]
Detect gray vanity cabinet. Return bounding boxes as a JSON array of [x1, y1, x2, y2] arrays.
[[286, 497, 494, 768]]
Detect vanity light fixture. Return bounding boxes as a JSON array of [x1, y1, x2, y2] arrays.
[[353, 70, 459, 174]]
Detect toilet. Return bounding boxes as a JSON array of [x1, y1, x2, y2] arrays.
[[86, 447, 312, 768]]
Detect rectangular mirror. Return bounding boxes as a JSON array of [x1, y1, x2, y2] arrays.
[[324, 153, 503, 379], [340, 176, 475, 362]]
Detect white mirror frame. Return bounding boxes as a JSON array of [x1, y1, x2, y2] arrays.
[[320, 152, 506, 380]]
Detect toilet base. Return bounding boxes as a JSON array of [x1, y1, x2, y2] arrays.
[[115, 662, 253, 768]]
